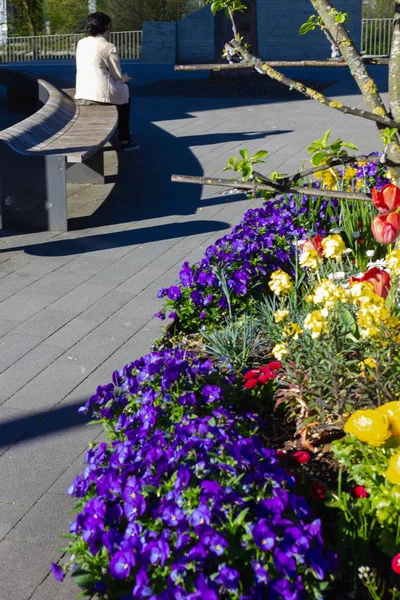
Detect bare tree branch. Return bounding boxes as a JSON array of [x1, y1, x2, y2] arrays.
[[175, 58, 389, 71], [389, 2, 400, 122], [228, 39, 400, 128], [171, 174, 371, 202], [309, 0, 389, 120], [288, 154, 385, 182]]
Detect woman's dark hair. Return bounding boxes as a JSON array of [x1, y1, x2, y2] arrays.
[[86, 12, 111, 36]]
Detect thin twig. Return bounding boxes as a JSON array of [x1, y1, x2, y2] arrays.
[[171, 174, 371, 202]]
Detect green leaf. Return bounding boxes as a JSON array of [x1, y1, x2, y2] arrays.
[[239, 149, 249, 160], [299, 22, 316, 34], [320, 129, 331, 148], [234, 507, 250, 526], [241, 163, 253, 179], [72, 572, 96, 590], [311, 151, 327, 166], [251, 150, 268, 160], [340, 142, 358, 150]]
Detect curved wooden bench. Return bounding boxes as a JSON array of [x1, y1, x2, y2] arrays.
[[0, 68, 118, 232]]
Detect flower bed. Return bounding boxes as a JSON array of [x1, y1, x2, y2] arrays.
[[53, 158, 400, 599]]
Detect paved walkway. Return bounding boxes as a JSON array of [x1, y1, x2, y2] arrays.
[[0, 66, 385, 599]]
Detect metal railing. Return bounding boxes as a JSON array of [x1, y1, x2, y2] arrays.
[[361, 18, 393, 57], [0, 30, 142, 63]]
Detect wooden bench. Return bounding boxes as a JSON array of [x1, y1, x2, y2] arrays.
[[0, 68, 118, 232]]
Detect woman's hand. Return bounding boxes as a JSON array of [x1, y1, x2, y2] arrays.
[[122, 73, 132, 83]]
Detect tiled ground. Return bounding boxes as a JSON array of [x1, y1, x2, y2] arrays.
[[0, 64, 385, 599]]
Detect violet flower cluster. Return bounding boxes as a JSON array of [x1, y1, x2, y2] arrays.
[[53, 349, 336, 598], [156, 194, 334, 333]]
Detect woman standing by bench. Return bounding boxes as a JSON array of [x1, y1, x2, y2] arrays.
[[75, 12, 139, 152]]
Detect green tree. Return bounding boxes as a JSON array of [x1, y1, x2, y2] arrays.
[[8, 0, 45, 35], [108, 0, 192, 31], [363, 0, 396, 18]]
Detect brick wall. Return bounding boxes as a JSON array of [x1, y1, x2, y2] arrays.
[[142, 0, 362, 64], [256, 0, 362, 60], [142, 22, 177, 64], [177, 6, 215, 64]]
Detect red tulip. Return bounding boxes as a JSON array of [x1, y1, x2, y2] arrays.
[[349, 267, 391, 298], [352, 485, 369, 499], [302, 234, 324, 256], [371, 212, 400, 244], [392, 554, 400, 574], [372, 184, 400, 213], [276, 450, 287, 462], [312, 483, 327, 500], [291, 450, 311, 464]]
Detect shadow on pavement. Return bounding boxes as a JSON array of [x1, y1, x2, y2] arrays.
[[0, 400, 93, 449]]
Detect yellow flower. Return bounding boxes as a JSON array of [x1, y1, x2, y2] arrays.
[[274, 309, 289, 323], [321, 234, 346, 260], [344, 409, 391, 446], [359, 357, 376, 371], [376, 401, 400, 437], [268, 270, 293, 296], [299, 248, 320, 270], [386, 249, 400, 275], [350, 281, 376, 303], [303, 309, 329, 339], [342, 166, 358, 182], [385, 452, 400, 485], [282, 322, 303, 340], [308, 278, 349, 308], [314, 168, 338, 190], [356, 302, 391, 339], [272, 343, 289, 360]]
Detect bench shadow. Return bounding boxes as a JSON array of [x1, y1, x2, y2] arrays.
[[0, 400, 94, 449]]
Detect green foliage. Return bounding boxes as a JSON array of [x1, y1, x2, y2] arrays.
[[202, 312, 264, 371], [332, 436, 400, 557], [308, 130, 358, 166], [223, 149, 268, 181], [299, 14, 324, 35], [380, 128, 399, 147], [206, 0, 247, 17], [8, 0, 45, 36], [328, 8, 350, 24]]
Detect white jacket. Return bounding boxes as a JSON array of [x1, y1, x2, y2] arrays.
[[75, 35, 129, 105]]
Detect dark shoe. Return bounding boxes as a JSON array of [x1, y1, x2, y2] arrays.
[[119, 141, 140, 152]]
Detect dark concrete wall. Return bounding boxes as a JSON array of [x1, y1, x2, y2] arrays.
[[142, 0, 363, 64]]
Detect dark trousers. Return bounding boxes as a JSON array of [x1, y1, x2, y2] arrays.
[[117, 99, 131, 142]]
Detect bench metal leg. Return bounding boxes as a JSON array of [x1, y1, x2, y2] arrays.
[[0, 144, 67, 232], [67, 151, 105, 185]]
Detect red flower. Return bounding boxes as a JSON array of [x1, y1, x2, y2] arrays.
[[352, 485, 369, 499], [349, 267, 391, 299], [243, 364, 280, 389], [291, 450, 311, 464], [372, 184, 400, 214], [244, 378, 258, 389], [371, 212, 400, 244], [392, 554, 400, 575], [312, 483, 327, 500], [243, 370, 261, 381], [264, 361, 282, 372]]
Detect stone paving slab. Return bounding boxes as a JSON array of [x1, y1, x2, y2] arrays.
[[0, 66, 386, 599]]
